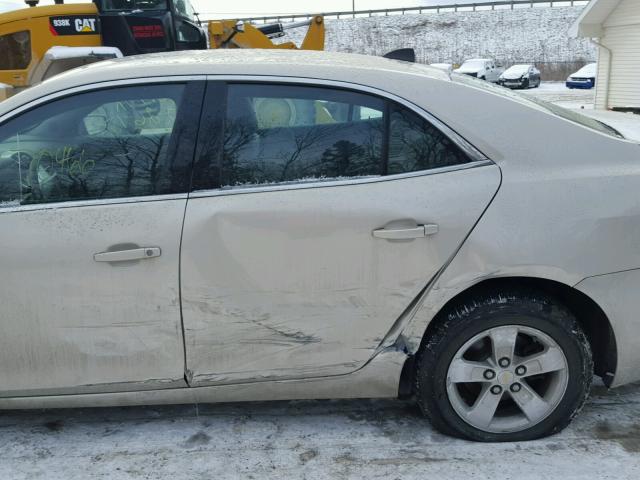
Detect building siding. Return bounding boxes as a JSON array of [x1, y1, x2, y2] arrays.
[[603, 0, 640, 27], [594, 0, 640, 109], [595, 46, 608, 109]]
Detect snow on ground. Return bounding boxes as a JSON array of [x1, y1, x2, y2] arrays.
[[579, 110, 640, 142], [521, 81, 595, 109], [1, 380, 640, 479], [523, 82, 640, 141]]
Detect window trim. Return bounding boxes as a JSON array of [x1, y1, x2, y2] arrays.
[[188, 160, 493, 199], [0, 76, 206, 212], [190, 75, 491, 198]]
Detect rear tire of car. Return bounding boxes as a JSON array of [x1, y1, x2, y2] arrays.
[[415, 289, 593, 442]]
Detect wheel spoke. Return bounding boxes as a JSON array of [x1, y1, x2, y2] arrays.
[[446, 323, 570, 434], [490, 327, 518, 366], [464, 385, 503, 429], [510, 381, 551, 422], [517, 346, 566, 377], [448, 358, 492, 383]]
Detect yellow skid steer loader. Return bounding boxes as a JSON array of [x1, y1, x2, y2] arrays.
[[0, 0, 324, 100]]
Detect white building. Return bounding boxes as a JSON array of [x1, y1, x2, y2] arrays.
[[570, 0, 640, 111]]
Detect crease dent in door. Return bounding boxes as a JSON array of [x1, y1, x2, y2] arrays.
[[181, 164, 501, 386]]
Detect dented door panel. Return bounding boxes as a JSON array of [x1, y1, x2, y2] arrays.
[[181, 164, 501, 385]]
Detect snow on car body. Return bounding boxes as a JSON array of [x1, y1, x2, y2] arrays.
[[566, 63, 597, 89], [498, 64, 541, 89], [0, 50, 638, 442]]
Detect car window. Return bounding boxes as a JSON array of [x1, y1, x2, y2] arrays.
[[193, 83, 475, 192], [174, 0, 197, 20], [0, 31, 31, 71], [388, 105, 472, 175], [220, 84, 386, 188], [0, 84, 188, 207]]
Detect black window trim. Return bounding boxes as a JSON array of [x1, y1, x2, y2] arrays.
[[0, 76, 206, 213], [190, 77, 492, 197]]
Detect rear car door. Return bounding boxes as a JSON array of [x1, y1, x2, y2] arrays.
[[180, 80, 501, 385], [0, 79, 203, 396]]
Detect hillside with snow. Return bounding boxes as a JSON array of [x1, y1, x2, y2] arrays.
[[282, 6, 596, 80]]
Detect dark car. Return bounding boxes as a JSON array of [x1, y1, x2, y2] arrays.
[[498, 64, 541, 89], [566, 63, 597, 89]]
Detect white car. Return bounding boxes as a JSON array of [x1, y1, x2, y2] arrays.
[[454, 58, 504, 82], [0, 51, 638, 442]]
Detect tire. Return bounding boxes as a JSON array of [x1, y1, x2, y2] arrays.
[[415, 289, 593, 442]]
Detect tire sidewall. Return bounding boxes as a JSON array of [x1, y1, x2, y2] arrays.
[[417, 299, 592, 442]]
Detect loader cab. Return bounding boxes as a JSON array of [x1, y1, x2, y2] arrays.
[[0, 2, 103, 93], [95, 0, 206, 56]]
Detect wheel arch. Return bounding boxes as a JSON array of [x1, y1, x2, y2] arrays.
[[398, 276, 617, 397]]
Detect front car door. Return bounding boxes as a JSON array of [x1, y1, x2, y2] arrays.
[[180, 80, 501, 386], [0, 79, 203, 396]]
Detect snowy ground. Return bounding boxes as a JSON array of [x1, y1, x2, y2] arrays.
[[521, 81, 596, 109], [522, 82, 640, 141], [2, 380, 640, 479], [2, 83, 640, 480]]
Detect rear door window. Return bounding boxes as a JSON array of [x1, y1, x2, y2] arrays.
[[388, 105, 472, 174], [192, 82, 475, 192], [221, 84, 385, 188]]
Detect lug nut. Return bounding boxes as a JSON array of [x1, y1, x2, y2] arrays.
[[510, 383, 522, 393], [515, 365, 527, 376], [483, 369, 496, 380], [490, 385, 503, 395], [498, 357, 511, 368]]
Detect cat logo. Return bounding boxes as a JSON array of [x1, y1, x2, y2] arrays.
[[75, 18, 97, 33], [49, 16, 101, 36]]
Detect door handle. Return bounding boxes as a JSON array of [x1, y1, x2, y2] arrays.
[[94, 247, 161, 263], [372, 224, 438, 240]]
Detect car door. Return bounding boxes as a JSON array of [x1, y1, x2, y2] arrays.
[[532, 67, 541, 85], [0, 79, 203, 396], [180, 80, 501, 386]]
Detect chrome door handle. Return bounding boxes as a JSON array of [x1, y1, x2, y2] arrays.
[[94, 247, 161, 263], [372, 224, 438, 240]]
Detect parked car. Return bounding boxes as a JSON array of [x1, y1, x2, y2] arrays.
[[0, 50, 637, 442], [454, 58, 504, 82], [498, 64, 541, 89], [566, 63, 597, 89]]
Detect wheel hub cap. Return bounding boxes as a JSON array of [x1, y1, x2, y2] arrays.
[[497, 371, 514, 386], [446, 325, 569, 434]]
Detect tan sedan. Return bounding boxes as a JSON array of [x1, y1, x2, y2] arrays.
[[0, 50, 638, 442]]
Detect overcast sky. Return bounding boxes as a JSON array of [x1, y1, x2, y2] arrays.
[[1, 0, 496, 17]]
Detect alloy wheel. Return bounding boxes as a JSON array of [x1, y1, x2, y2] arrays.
[[446, 325, 569, 434]]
